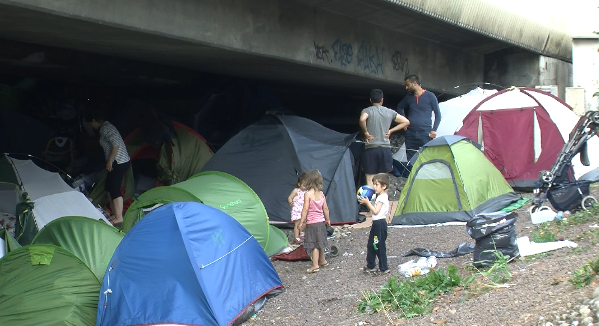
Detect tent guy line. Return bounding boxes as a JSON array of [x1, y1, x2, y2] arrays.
[[199, 235, 254, 269]]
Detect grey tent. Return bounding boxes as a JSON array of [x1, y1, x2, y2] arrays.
[[202, 114, 358, 224]]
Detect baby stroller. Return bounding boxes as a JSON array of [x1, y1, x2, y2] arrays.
[[530, 111, 599, 213]]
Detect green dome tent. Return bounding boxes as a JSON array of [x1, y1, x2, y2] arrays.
[[31, 216, 125, 280], [392, 136, 519, 225], [123, 171, 288, 256], [0, 245, 100, 326]]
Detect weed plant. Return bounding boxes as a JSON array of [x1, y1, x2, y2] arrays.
[[531, 222, 557, 243], [575, 230, 599, 244], [569, 254, 599, 289], [357, 265, 468, 318], [557, 204, 599, 227], [466, 250, 512, 297]]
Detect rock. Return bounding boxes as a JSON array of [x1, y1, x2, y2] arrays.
[[579, 306, 591, 317], [579, 316, 593, 325], [593, 286, 599, 299]]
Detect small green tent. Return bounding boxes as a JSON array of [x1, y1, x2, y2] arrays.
[[392, 136, 519, 225], [123, 171, 288, 256], [0, 245, 100, 325], [31, 216, 125, 280]]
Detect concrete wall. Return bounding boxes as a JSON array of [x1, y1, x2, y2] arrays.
[[2, 0, 482, 94], [485, 48, 572, 100], [538, 56, 572, 100], [485, 48, 540, 89], [572, 38, 599, 112]]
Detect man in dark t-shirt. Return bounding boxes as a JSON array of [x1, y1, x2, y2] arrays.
[[396, 75, 441, 162]]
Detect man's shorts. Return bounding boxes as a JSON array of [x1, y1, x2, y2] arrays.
[[362, 147, 392, 174]]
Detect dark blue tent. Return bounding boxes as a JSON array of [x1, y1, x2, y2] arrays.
[[201, 114, 359, 225], [96, 202, 283, 326]]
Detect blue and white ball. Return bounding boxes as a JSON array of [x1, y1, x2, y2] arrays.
[[357, 185, 375, 202]]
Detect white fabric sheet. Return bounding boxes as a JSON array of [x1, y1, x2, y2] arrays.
[[32, 192, 109, 229]]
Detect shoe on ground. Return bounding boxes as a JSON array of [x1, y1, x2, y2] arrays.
[[362, 266, 377, 273], [378, 269, 390, 274]]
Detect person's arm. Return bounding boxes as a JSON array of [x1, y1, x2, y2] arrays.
[[396, 97, 408, 118], [430, 93, 441, 138], [322, 196, 330, 226], [105, 146, 119, 172], [359, 197, 383, 215], [288, 189, 298, 206], [387, 114, 410, 138], [359, 111, 374, 142], [299, 191, 311, 231]]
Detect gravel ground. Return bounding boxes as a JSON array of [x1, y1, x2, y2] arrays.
[[247, 177, 599, 326]]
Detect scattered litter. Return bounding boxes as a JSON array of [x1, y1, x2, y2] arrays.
[[516, 236, 577, 257], [590, 224, 598, 228], [360, 251, 364, 255], [389, 222, 466, 228], [342, 252, 353, 257], [398, 256, 438, 277]]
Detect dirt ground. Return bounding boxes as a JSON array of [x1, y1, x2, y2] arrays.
[[246, 181, 599, 326]]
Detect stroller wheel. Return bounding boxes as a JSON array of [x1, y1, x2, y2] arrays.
[[591, 111, 599, 124], [328, 244, 339, 257], [581, 196, 597, 210]]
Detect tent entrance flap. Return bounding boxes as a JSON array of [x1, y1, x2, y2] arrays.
[[403, 160, 462, 215]]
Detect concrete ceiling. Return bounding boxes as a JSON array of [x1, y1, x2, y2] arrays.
[[0, 1, 548, 98]]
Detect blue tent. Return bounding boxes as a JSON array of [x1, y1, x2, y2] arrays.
[[96, 202, 284, 326]]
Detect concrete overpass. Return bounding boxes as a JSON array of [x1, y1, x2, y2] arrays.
[[0, 0, 572, 101]]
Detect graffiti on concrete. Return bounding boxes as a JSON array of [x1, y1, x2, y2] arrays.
[[331, 38, 353, 67], [313, 42, 332, 64], [314, 39, 411, 77], [391, 50, 409, 75], [357, 41, 384, 75]]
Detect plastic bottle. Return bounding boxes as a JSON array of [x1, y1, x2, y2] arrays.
[[415, 257, 430, 275], [556, 211, 564, 220], [564, 210, 571, 218], [426, 256, 438, 269]]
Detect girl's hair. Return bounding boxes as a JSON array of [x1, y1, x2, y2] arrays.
[[305, 170, 323, 191], [297, 172, 308, 188]]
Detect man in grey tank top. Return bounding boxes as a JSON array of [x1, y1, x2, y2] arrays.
[[359, 89, 410, 188]]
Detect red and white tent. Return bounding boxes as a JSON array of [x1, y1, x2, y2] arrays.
[[450, 87, 599, 189]]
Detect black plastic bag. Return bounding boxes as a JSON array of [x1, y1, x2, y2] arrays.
[[402, 243, 475, 258], [467, 211, 519, 267], [466, 212, 517, 240], [473, 245, 519, 267]]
